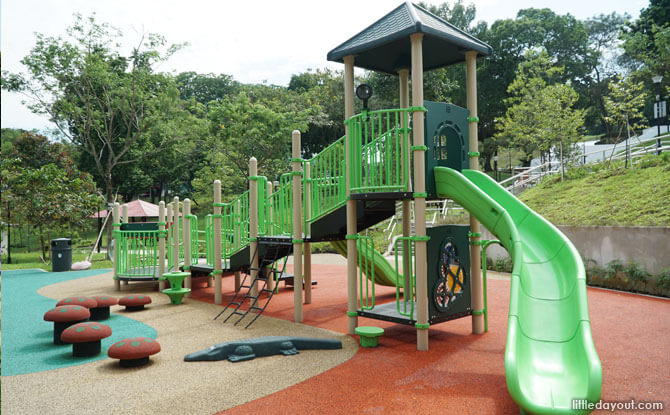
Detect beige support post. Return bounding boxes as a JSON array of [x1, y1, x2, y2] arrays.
[[113, 203, 121, 291], [158, 202, 167, 291], [249, 158, 259, 301], [411, 33, 429, 351], [343, 54, 358, 334], [304, 162, 312, 304], [121, 204, 129, 285], [292, 130, 303, 322], [399, 68, 412, 294], [172, 197, 180, 274], [183, 198, 192, 296], [213, 180, 223, 304], [466, 50, 484, 335]]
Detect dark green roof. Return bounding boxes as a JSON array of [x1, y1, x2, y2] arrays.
[[327, 2, 492, 74]]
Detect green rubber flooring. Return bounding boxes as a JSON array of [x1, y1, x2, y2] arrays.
[[1, 269, 157, 376]]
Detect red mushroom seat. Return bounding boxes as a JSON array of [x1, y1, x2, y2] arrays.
[[56, 296, 97, 309], [61, 322, 112, 357], [118, 294, 152, 311], [43, 305, 91, 345], [108, 337, 161, 367], [89, 295, 118, 321]]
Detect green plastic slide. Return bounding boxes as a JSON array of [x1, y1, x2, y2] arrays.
[[329, 240, 403, 288], [433, 167, 602, 415]]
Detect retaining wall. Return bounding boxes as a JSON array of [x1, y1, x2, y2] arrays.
[[481, 226, 670, 275]]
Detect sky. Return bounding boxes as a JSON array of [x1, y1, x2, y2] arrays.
[[1, 0, 649, 131]]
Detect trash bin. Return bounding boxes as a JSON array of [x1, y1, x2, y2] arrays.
[[52, 238, 72, 272]]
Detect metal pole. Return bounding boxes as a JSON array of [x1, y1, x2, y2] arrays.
[[183, 198, 192, 296], [266, 181, 275, 292], [399, 68, 412, 297], [344, 54, 358, 335], [158, 202, 166, 291], [304, 161, 312, 305], [121, 204, 129, 286], [249, 158, 259, 303], [113, 203, 121, 291], [7, 202, 11, 264], [173, 197, 180, 273], [292, 131, 303, 322], [213, 180, 223, 304]]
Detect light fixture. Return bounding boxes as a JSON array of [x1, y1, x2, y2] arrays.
[[356, 83, 373, 111]]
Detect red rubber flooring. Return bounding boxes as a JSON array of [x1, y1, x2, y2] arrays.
[[190, 264, 670, 415]]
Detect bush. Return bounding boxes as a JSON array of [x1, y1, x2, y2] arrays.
[[586, 260, 668, 297], [656, 268, 670, 290]]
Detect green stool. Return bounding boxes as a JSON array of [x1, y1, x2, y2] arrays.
[[160, 272, 191, 305], [355, 326, 384, 348]]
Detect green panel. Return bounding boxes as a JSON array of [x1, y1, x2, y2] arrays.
[[120, 222, 159, 231], [426, 225, 471, 320], [433, 166, 602, 414], [424, 101, 469, 199]]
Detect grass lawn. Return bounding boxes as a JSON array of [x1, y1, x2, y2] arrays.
[[520, 154, 670, 226], [1, 249, 112, 271]]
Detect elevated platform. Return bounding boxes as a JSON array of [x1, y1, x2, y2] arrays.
[[309, 198, 396, 242], [358, 301, 472, 326]]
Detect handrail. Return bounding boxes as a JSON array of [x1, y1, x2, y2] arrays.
[[305, 135, 346, 223], [345, 108, 412, 194]]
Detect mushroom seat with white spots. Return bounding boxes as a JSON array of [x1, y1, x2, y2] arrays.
[[89, 295, 118, 320], [43, 305, 91, 345], [56, 296, 97, 309], [118, 294, 152, 311], [61, 322, 112, 357], [108, 337, 161, 367]]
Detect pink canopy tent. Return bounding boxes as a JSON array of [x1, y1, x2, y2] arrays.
[[89, 199, 179, 220]]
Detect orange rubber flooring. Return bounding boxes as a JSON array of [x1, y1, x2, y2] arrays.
[[189, 264, 670, 415]]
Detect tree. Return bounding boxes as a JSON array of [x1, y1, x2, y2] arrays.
[[604, 75, 648, 143], [2, 14, 186, 248], [495, 50, 585, 168], [581, 12, 629, 137], [192, 90, 311, 202], [175, 72, 240, 105], [1, 132, 103, 259]]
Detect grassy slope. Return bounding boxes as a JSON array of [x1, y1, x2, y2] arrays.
[[519, 155, 670, 227]]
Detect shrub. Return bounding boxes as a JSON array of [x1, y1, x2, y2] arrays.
[[656, 268, 670, 290]]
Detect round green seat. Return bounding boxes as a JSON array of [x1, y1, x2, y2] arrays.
[[160, 272, 191, 305], [354, 326, 384, 348]]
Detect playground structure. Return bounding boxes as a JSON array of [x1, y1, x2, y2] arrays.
[[109, 3, 603, 413]]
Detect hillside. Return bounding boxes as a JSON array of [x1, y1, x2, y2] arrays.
[[519, 154, 670, 227]]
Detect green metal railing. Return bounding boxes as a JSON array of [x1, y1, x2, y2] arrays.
[[115, 227, 160, 279], [355, 235, 376, 311], [205, 214, 214, 267], [345, 108, 412, 194], [305, 135, 346, 223], [185, 214, 200, 265], [394, 236, 417, 319], [264, 173, 293, 237], [221, 190, 250, 258]]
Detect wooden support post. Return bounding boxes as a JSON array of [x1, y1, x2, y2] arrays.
[[183, 198, 192, 296], [249, 157, 259, 301], [304, 161, 312, 304], [411, 33, 429, 351], [158, 202, 166, 291], [466, 50, 484, 335], [213, 180, 223, 305], [344, 54, 358, 334], [113, 203, 121, 291], [399, 68, 412, 295], [292, 130, 303, 322]]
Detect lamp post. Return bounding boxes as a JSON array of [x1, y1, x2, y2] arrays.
[[652, 75, 665, 155]]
